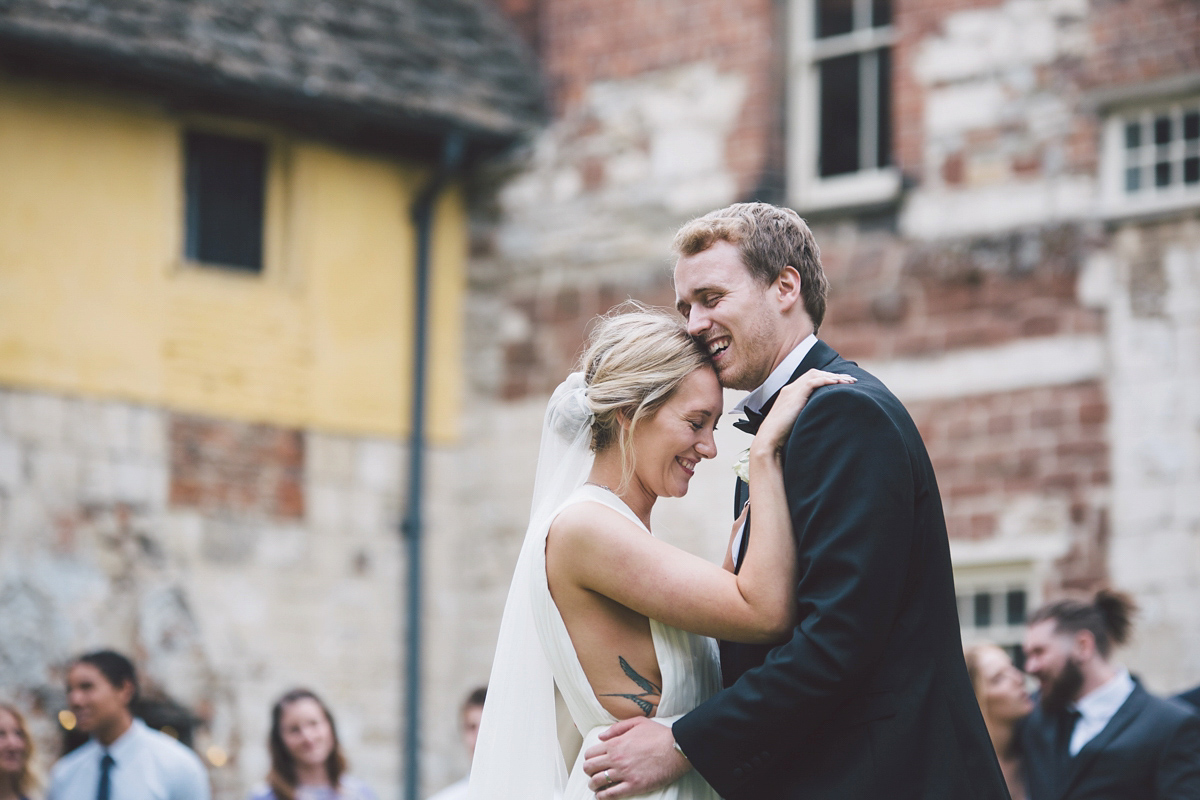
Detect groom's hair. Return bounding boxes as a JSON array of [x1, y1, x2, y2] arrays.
[[1029, 588, 1138, 659], [673, 202, 829, 331]]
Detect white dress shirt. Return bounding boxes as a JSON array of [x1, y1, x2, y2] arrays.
[[48, 718, 211, 800], [1069, 667, 1135, 755], [729, 334, 819, 562]]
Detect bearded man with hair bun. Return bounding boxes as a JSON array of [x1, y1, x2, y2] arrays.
[[1020, 589, 1200, 799]]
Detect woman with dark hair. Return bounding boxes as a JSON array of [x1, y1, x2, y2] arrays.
[[964, 645, 1033, 800], [0, 703, 37, 800], [250, 689, 376, 800]]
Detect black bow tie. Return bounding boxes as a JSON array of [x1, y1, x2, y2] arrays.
[[733, 407, 765, 435]]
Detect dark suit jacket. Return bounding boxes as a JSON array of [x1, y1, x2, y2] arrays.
[[1021, 683, 1200, 800], [673, 341, 1009, 800], [1176, 684, 1200, 713]]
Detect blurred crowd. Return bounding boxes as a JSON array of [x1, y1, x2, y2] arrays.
[[965, 589, 1200, 799], [0, 652, 380, 800], [2, 588, 1197, 800]]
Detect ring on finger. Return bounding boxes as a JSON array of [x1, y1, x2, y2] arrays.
[[605, 769, 614, 786]]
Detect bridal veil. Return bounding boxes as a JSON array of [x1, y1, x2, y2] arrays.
[[468, 372, 595, 799]]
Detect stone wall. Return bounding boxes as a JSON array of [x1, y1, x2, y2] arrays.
[[1102, 216, 1200, 691], [0, 388, 426, 798]]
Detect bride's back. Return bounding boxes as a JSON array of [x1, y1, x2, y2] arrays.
[[547, 497, 665, 720]]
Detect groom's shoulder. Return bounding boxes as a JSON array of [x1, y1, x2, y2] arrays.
[[798, 376, 895, 429]]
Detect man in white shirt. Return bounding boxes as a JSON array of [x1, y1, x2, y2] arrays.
[[427, 687, 485, 800], [48, 650, 210, 800], [1021, 591, 1200, 799]]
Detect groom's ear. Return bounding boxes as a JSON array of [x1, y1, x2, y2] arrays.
[[775, 265, 803, 312]]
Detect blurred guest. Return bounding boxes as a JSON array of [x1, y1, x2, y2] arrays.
[[1176, 684, 1200, 713], [0, 703, 37, 800], [48, 650, 210, 800], [1021, 590, 1200, 799], [427, 687, 485, 800], [965, 645, 1033, 800], [251, 689, 376, 800]]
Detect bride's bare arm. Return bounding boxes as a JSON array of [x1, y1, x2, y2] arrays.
[[550, 369, 854, 644]]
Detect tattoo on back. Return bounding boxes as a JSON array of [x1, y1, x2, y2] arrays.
[[599, 656, 662, 716]]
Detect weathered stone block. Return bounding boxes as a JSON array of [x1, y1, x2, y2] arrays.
[[0, 438, 22, 491], [5, 392, 66, 446], [306, 433, 356, 485], [355, 439, 402, 495], [28, 447, 79, 496]]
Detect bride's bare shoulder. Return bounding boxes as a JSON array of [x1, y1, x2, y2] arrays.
[[548, 499, 644, 552]]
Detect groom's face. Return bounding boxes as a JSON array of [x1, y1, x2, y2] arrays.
[[674, 240, 781, 391]]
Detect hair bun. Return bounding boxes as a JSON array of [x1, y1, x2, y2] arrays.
[[1094, 588, 1137, 647]]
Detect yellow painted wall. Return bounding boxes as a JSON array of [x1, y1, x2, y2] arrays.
[[0, 75, 465, 441]]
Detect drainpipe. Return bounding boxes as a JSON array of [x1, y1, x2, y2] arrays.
[[403, 130, 466, 800]]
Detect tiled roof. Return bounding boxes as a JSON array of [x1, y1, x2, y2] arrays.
[[0, 0, 545, 155]]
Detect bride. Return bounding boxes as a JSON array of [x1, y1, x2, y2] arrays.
[[469, 306, 852, 799]]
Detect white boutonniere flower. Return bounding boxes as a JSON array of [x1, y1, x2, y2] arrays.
[[732, 448, 751, 484]]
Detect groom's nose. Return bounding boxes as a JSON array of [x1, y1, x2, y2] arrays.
[[685, 307, 711, 338]]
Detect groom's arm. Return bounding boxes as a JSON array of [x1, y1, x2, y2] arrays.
[[672, 387, 915, 797]]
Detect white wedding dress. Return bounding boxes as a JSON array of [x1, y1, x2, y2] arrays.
[[532, 484, 722, 800], [469, 374, 722, 800]]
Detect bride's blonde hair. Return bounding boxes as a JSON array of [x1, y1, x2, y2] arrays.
[[581, 303, 711, 490]]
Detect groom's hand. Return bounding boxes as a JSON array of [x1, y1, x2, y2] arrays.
[[582, 717, 690, 798]]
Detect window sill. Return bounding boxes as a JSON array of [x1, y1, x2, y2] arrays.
[[1101, 190, 1200, 223], [790, 168, 901, 214]]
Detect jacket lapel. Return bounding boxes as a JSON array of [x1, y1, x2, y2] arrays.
[[732, 340, 841, 573], [1055, 684, 1148, 800]]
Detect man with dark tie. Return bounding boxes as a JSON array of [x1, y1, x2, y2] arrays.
[[1020, 590, 1200, 800], [47, 650, 210, 800]]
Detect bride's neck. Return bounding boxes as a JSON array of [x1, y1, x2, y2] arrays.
[[588, 451, 656, 528]]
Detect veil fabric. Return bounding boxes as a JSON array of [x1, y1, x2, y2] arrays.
[[468, 372, 596, 799]]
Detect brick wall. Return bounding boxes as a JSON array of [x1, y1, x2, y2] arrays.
[[473, 0, 1200, 693], [818, 225, 1105, 361], [910, 382, 1110, 587], [169, 414, 305, 520], [1084, 0, 1200, 90], [495, 0, 779, 197]]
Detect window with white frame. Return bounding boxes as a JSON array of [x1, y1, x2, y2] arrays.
[[1103, 97, 1200, 217], [788, 0, 899, 211], [954, 564, 1036, 670]]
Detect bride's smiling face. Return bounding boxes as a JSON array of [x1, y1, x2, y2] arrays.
[[627, 366, 723, 498]]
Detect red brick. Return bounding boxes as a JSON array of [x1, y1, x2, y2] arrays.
[[169, 414, 306, 521]]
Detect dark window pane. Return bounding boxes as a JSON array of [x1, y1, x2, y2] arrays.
[[816, 0, 854, 38], [819, 53, 860, 177], [877, 48, 892, 168], [1155, 116, 1172, 146], [1007, 644, 1026, 672], [872, 0, 892, 27], [1006, 590, 1026, 625], [1185, 156, 1200, 184], [1125, 122, 1141, 150], [1156, 161, 1172, 187], [185, 132, 267, 271], [974, 592, 992, 627], [1126, 166, 1141, 192], [1185, 112, 1200, 141]]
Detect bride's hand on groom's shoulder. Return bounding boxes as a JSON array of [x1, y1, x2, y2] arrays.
[[754, 369, 856, 457], [582, 717, 690, 798]]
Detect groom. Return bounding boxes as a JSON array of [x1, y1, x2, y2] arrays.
[[583, 203, 1009, 799]]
